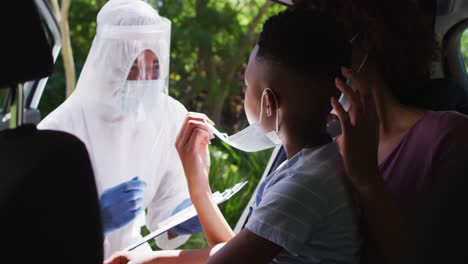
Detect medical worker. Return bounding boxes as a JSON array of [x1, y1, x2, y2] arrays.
[[39, 0, 198, 258]]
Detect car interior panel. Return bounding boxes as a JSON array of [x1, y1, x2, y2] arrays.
[[0, 1, 103, 263]]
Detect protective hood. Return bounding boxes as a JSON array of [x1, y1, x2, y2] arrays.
[[74, 0, 171, 120]]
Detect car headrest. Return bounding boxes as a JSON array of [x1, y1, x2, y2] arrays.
[[419, 78, 468, 113], [0, 0, 54, 87], [435, 0, 455, 16]]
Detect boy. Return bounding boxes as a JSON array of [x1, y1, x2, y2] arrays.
[[106, 8, 361, 264]]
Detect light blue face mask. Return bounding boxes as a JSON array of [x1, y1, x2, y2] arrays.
[[208, 88, 282, 152], [120, 79, 164, 114]]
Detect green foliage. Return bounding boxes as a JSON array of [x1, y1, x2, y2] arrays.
[[39, 0, 102, 116], [461, 29, 468, 73], [208, 142, 272, 227], [159, 0, 284, 127]]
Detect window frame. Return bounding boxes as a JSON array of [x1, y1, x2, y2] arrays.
[[444, 19, 468, 98]]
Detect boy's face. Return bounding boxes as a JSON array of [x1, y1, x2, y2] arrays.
[[244, 46, 265, 125]]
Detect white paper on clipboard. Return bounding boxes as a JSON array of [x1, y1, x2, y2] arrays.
[[123, 181, 248, 251]]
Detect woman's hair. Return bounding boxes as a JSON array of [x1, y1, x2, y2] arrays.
[[293, 0, 438, 108]]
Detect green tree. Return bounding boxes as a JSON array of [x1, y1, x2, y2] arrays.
[[461, 29, 468, 73], [157, 0, 285, 130], [50, 0, 77, 97]]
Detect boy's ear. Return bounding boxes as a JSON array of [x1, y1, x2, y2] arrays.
[[264, 95, 272, 117], [264, 89, 277, 117]]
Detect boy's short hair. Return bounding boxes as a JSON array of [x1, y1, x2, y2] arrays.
[[257, 8, 351, 88]]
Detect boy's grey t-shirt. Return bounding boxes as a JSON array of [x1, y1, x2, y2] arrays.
[[245, 142, 361, 264]]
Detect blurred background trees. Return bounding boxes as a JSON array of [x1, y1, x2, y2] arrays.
[[462, 29, 468, 72], [41, 0, 284, 130]]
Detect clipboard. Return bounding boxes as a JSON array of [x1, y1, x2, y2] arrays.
[[123, 181, 248, 251]]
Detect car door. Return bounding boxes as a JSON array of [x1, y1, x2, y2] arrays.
[[0, 0, 61, 131]]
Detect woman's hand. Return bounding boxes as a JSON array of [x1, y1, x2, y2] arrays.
[[175, 112, 214, 195], [175, 112, 235, 246], [331, 67, 409, 263], [331, 67, 381, 193]]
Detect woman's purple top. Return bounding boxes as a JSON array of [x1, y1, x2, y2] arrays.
[[379, 111, 468, 214]]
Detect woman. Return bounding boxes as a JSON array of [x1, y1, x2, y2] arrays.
[[294, 0, 468, 262]]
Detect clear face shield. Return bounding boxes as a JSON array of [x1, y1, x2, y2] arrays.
[[121, 50, 167, 118], [113, 49, 173, 213]]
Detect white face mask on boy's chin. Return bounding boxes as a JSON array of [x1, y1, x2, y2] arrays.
[[208, 88, 282, 152]]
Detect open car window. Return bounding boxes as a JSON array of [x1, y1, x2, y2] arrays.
[[462, 28, 468, 75], [0, 0, 60, 131]]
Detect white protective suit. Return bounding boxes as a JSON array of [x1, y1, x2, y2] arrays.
[[39, 0, 190, 258]]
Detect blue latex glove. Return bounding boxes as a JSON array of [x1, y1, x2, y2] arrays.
[[100, 176, 147, 234], [169, 198, 203, 235]]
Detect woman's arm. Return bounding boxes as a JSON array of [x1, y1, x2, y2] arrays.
[[105, 230, 282, 264], [331, 68, 408, 263], [175, 112, 235, 246], [189, 189, 235, 246], [206, 229, 282, 264], [104, 246, 223, 264], [356, 175, 408, 262]]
